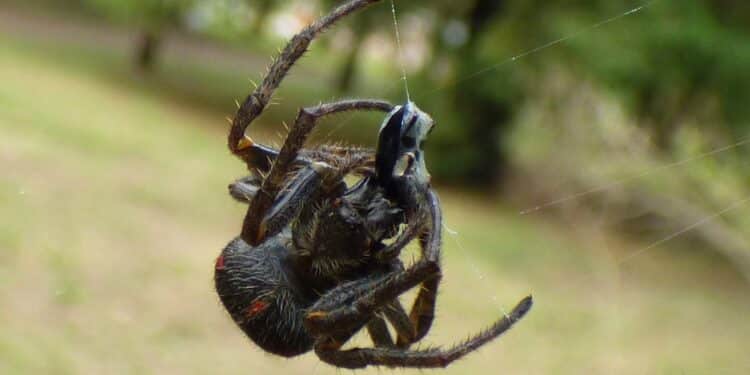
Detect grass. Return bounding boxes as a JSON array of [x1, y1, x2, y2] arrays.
[[1, 23, 749, 375]]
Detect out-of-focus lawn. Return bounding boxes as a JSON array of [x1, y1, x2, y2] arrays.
[[1, 32, 749, 375]]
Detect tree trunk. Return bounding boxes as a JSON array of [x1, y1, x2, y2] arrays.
[[454, 0, 508, 186], [252, 0, 275, 35], [135, 30, 160, 72], [336, 29, 366, 93]]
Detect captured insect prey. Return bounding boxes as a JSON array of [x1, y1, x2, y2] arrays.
[[214, 0, 531, 369]]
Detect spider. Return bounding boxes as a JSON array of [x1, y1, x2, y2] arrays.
[[214, 0, 532, 369]]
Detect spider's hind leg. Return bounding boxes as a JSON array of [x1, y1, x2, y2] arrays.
[[307, 191, 533, 368], [366, 315, 395, 347], [313, 296, 533, 369]]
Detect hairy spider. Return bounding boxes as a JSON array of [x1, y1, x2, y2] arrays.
[[214, 0, 532, 369]]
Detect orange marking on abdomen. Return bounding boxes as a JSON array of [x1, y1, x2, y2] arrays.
[[246, 300, 270, 318], [215, 254, 226, 271]]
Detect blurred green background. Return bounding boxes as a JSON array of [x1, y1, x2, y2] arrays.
[[1, 0, 749, 374]]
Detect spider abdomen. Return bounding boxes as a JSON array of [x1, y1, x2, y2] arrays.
[[215, 236, 315, 357]]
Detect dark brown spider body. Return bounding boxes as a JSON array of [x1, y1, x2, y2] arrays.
[[214, 0, 532, 369], [216, 176, 405, 357]]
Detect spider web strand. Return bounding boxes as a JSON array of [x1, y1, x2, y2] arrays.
[[618, 196, 750, 265], [520, 136, 750, 215], [444, 222, 511, 318], [390, 0, 411, 102], [419, 1, 656, 99]]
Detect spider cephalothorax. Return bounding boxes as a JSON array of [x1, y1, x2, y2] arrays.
[[214, 0, 531, 369]]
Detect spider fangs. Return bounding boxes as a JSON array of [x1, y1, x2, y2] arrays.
[[214, 0, 532, 369]]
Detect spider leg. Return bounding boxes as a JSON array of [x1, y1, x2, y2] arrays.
[[373, 193, 441, 346], [230, 146, 374, 206], [252, 161, 343, 241], [314, 144, 375, 159], [298, 275, 400, 350], [304, 235, 441, 335], [402, 270, 440, 345], [304, 270, 395, 334], [228, 0, 385, 168], [313, 295, 533, 369], [397, 191, 443, 346], [382, 300, 417, 346], [304, 146, 376, 175], [233, 143, 281, 175], [366, 315, 395, 348], [243, 99, 392, 245], [374, 217, 423, 262], [312, 314, 398, 360], [378, 274, 439, 349], [228, 175, 261, 203]]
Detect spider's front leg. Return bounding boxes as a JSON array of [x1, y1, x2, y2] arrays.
[[226, 0, 395, 245], [238, 139, 384, 243], [228, 144, 377, 205], [254, 161, 341, 240], [365, 190, 442, 347], [228, 0, 385, 161], [242, 100, 392, 245]]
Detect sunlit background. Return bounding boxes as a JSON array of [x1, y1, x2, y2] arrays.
[[1, 0, 749, 373]]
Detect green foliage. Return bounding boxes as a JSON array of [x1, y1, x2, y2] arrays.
[[81, 0, 193, 31], [406, 0, 750, 182], [187, 0, 257, 42], [559, 0, 750, 143], [22, 0, 750, 183]]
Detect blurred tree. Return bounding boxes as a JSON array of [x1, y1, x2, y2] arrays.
[[411, 0, 527, 187], [317, 0, 378, 93], [562, 0, 750, 149], [452, 0, 512, 186], [449, 0, 750, 151], [248, 0, 275, 34], [321, 0, 422, 93], [63, 0, 750, 184], [334, 11, 371, 93], [82, 0, 194, 72], [411, 0, 750, 184]]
